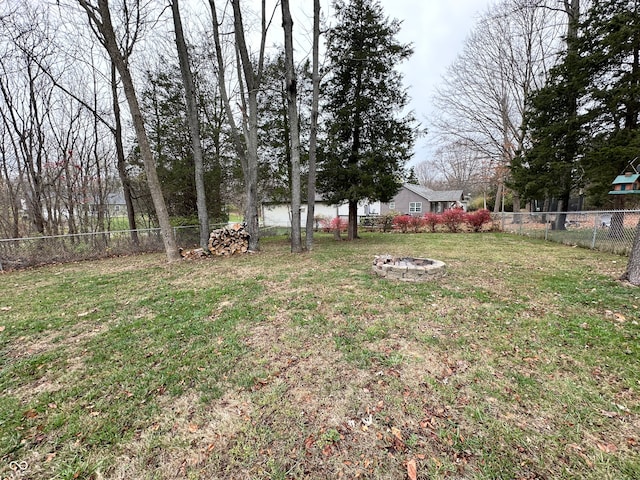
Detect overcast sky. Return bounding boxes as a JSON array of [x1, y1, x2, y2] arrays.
[[284, 0, 495, 164], [203, 0, 496, 164], [376, 0, 495, 163]]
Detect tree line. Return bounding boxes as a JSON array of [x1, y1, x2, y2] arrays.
[[0, 0, 416, 259], [429, 0, 640, 283]]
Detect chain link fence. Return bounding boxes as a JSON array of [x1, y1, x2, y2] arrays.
[[497, 210, 639, 255], [0, 223, 292, 271], [2, 212, 637, 270]]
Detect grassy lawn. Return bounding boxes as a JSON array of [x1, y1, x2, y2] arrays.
[[1, 232, 639, 479]]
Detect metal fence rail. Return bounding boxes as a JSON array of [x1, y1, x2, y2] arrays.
[[497, 210, 639, 255], [1, 212, 637, 270], [0, 223, 290, 270], [0, 224, 217, 271]]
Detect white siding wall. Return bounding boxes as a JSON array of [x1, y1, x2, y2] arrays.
[[263, 201, 381, 227]]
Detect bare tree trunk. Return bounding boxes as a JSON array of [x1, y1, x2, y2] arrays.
[[208, 0, 270, 252], [78, 0, 179, 262], [0, 139, 21, 238], [624, 217, 640, 285], [348, 200, 358, 240], [171, 0, 209, 250], [281, 0, 301, 253], [305, 0, 320, 251], [231, 0, 266, 252], [493, 181, 503, 214], [110, 62, 138, 246], [91, 70, 107, 239]]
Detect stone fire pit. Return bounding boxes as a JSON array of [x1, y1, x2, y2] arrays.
[[372, 255, 446, 282]]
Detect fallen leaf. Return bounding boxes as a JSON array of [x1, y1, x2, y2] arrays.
[[0, 306, 11, 311], [596, 442, 617, 453], [48, 403, 57, 409], [0, 325, 5, 332], [407, 458, 417, 480], [23, 409, 38, 419], [45, 453, 56, 462], [391, 427, 403, 442], [322, 444, 333, 457], [304, 434, 315, 451], [188, 423, 199, 433]]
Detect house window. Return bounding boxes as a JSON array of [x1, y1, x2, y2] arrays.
[[389, 202, 395, 210], [409, 202, 422, 214]]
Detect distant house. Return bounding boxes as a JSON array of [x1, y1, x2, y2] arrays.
[[380, 183, 465, 215], [105, 192, 127, 216], [262, 195, 381, 227]]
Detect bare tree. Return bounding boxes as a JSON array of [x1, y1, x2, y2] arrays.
[[0, 35, 54, 235], [431, 0, 564, 212], [110, 61, 139, 245], [305, 0, 321, 251], [208, 0, 275, 251], [416, 141, 487, 194], [77, 0, 180, 262], [281, 0, 301, 252], [170, 0, 209, 250]]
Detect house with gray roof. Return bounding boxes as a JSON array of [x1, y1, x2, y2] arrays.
[[380, 183, 465, 215]]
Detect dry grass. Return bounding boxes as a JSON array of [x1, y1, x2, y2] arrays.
[[0, 232, 639, 479]]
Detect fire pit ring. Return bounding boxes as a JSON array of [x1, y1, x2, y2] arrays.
[[372, 255, 446, 282]]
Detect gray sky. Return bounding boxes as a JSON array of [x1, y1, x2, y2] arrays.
[[291, 0, 495, 164], [238, 0, 496, 163], [375, 0, 495, 163]]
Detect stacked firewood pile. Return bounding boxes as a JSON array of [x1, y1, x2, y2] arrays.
[[208, 223, 250, 256]]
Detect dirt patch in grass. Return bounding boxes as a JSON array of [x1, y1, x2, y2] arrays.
[[108, 390, 254, 479], [7, 320, 108, 360]]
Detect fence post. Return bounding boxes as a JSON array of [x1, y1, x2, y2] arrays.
[[591, 217, 598, 249], [519, 213, 524, 235], [545, 219, 549, 240]]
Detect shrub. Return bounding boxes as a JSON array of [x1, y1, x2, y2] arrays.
[[441, 208, 466, 232], [320, 216, 347, 233], [331, 217, 348, 232], [423, 212, 441, 232], [408, 215, 425, 233], [313, 215, 328, 232], [379, 212, 398, 232], [392, 214, 412, 233], [466, 209, 492, 232]]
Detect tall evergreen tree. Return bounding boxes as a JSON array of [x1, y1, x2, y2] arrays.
[[511, 0, 582, 230], [576, 0, 640, 283], [510, 52, 586, 220], [139, 63, 227, 223], [579, 0, 640, 206], [318, 0, 415, 240]]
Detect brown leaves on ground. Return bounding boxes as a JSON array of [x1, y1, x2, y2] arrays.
[[406, 458, 417, 480]]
